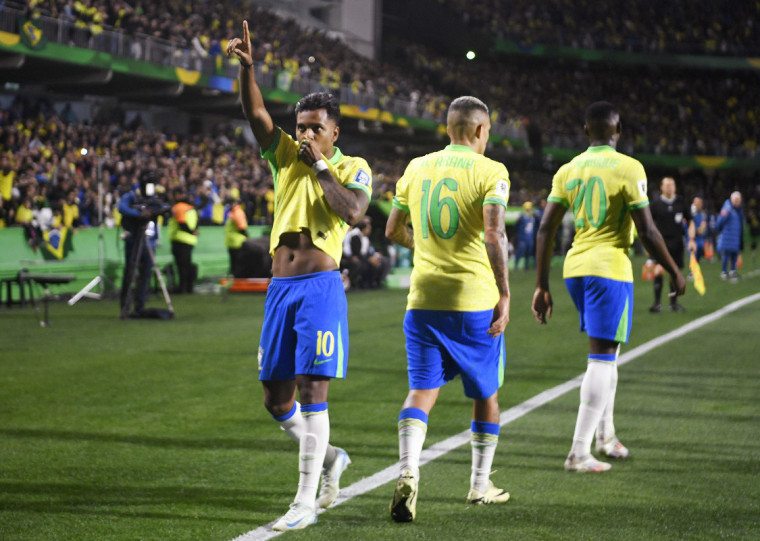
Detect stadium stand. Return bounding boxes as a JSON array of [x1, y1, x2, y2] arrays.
[[0, 0, 757, 270]]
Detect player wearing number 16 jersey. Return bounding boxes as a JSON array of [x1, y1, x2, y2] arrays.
[[532, 101, 686, 473], [385, 96, 512, 522]]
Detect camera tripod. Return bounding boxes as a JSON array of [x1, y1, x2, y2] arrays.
[[69, 157, 114, 306], [119, 221, 174, 319]]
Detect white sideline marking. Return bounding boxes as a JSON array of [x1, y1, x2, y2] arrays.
[[232, 292, 760, 541]]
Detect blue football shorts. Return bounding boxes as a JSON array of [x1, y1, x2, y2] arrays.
[[258, 271, 348, 381], [403, 309, 506, 400], [565, 276, 633, 343]]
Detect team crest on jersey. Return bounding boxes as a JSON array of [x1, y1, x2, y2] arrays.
[[354, 169, 371, 187], [495, 180, 509, 198]]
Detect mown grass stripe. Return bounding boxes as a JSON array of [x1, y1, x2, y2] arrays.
[[232, 292, 760, 541]]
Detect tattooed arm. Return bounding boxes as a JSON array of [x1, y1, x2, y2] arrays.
[[385, 207, 414, 250], [483, 203, 510, 337], [314, 169, 369, 227]]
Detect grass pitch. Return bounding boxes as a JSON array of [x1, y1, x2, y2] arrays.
[[1, 254, 759, 540]]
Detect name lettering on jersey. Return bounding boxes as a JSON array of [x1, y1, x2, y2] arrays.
[[574, 157, 620, 170], [433, 155, 475, 170], [354, 169, 371, 187], [495, 180, 509, 198], [637, 179, 647, 198]]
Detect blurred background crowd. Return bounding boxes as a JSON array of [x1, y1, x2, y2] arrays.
[[1, 0, 758, 269]]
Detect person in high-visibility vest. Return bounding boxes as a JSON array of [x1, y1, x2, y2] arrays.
[[224, 197, 249, 277], [168, 186, 199, 293]]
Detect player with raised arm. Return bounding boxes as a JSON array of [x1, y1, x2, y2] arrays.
[[385, 96, 511, 522], [227, 21, 372, 531], [532, 101, 686, 473]]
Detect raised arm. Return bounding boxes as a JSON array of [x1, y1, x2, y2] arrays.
[[483, 203, 510, 337], [532, 201, 565, 324], [226, 21, 276, 150], [631, 206, 686, 295]]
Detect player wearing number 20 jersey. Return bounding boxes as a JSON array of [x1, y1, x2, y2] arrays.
[[392, 145, 510, 311], [548, 145, 649, 283]]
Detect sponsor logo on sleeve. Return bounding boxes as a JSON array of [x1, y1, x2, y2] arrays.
[[637, 179, 647, 198], [495, 180, 509, 198], [354, 169, 371, 187]]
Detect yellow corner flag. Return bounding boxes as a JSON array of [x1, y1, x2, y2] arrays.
[[689, 252, 706, 295]]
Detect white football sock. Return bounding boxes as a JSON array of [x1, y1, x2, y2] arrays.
[[597, 361, 619, 442], [293, 404, 330, 506], [398, 407, 428, 479], [276, 401, 337, 466], [470, 421, 500, 493], [570, 360, 613, 458]]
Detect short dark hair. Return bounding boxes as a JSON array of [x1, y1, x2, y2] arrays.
[[585, 101, 618, 124], [448, 96, 489, 118], [295, 92, 341, 125]]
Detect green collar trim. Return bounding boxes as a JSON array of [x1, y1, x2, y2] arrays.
[[586, 145, 615, 153], [327, 146, 343, 164], [445, 144, 475, 153]]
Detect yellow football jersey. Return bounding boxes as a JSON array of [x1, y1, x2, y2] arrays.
[[262, 127, 372, 267], [393, 144, 510, 311], [548, 145, 649, 282]]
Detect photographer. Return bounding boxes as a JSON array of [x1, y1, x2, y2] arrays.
[[118, 174, 161, 315]]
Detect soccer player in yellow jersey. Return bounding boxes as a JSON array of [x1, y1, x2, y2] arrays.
[[227, 21, 372, 531], [385, 96, 511, 522], [532, 102, 686, 473]]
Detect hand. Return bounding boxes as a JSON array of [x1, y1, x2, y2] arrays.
[[226, 20, 254, 66], [688, 239, 697, 253], [487, 295, 510, 337], [531, 287, 553, 324], [669, 270, 687, 297], [298, 138, 321, 167]]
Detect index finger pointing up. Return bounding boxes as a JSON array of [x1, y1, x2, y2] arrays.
[[243, 20, 249, 42]]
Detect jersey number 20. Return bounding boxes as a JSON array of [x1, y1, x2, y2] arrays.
[[567, 176, 607, 228]]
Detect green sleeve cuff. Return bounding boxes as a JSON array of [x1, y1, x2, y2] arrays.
[[260, 128, 282, 160], [629, 200, 649, 210], [482, 198, 507, 208], [547, 195, 569, 208], [392, 198, 410, 213], [346, 183, 372, 197]]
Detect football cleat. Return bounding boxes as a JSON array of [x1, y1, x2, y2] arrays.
[[390, 469, 418, 522], [596, 436, 630, 459], [564, 454, 612, 473], [316, 447, 352, 509], [271, 502, 317, 532], [466, 481, 510, 505]]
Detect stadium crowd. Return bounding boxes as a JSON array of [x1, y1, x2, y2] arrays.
[[0, 95, 413, 234], [13, 0, 759, 158], [1, 2, 757, 266], [445, 0, 760, 56]]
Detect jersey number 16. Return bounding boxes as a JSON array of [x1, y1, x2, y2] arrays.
[[420, 178, 460, 239]]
